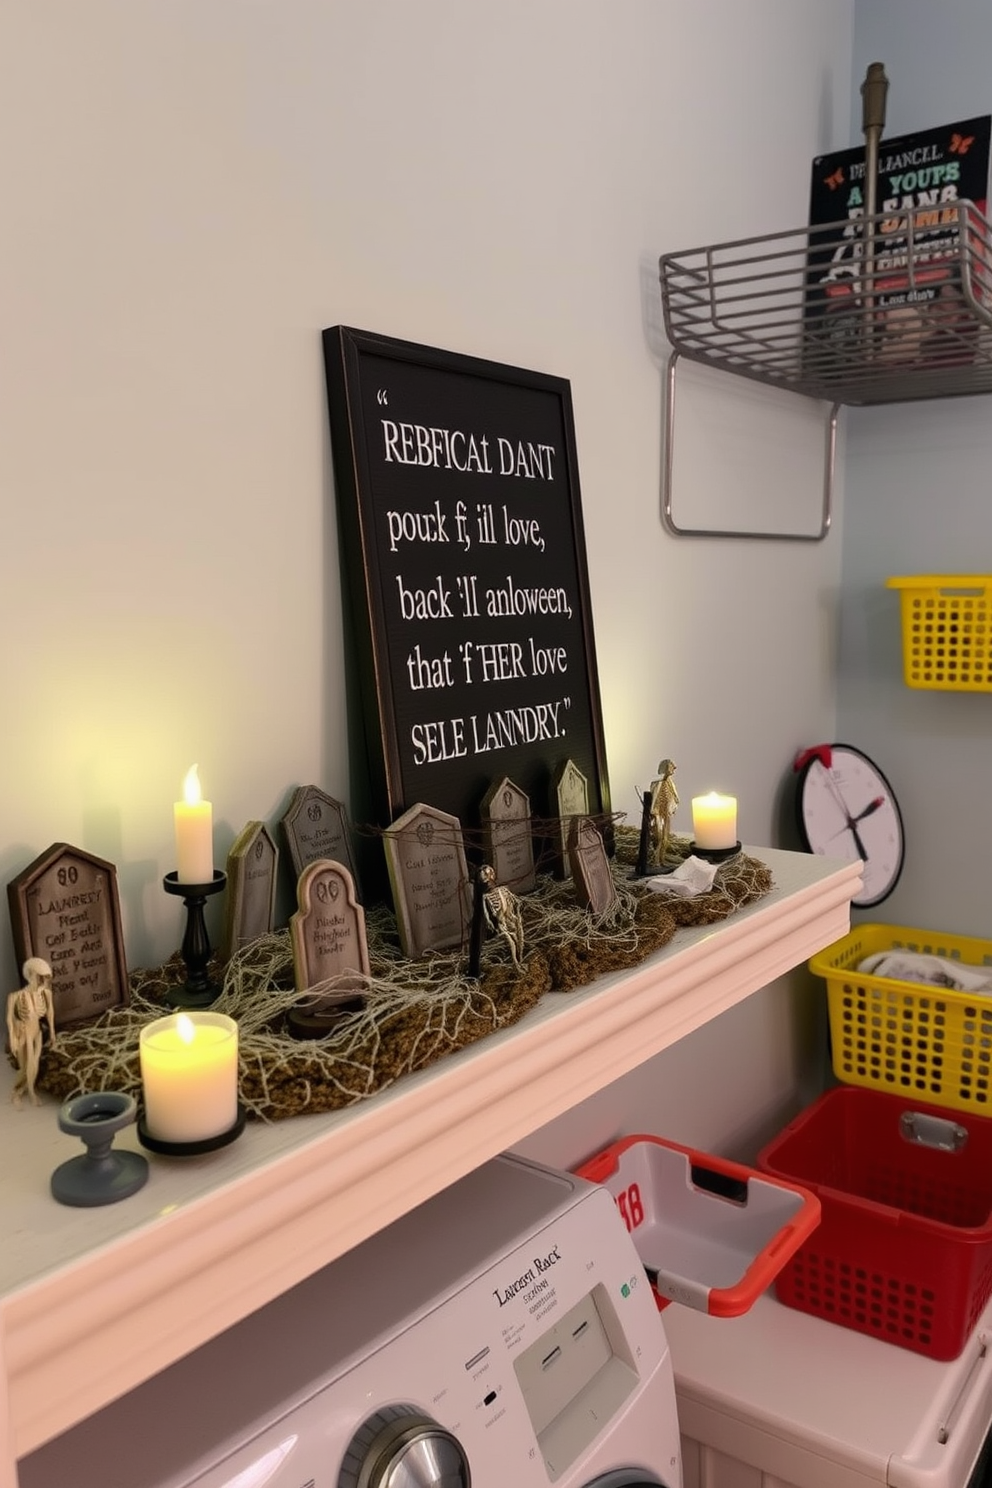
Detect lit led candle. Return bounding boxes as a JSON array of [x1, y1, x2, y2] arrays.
[[139, 1011, 239, 1143], [692, 792, 738, 850], [174, 764, 213, 885]]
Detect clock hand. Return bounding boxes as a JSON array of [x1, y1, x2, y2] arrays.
[[817, 763, 876, 860], [825, 817, 871, 861], [848, 797, 885, 860], [817, 761, 856, 823], [850, 821, 869, 863], [852, 795, 885, 823]]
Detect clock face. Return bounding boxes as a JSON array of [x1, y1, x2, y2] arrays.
[[794, 743, 905, 908]]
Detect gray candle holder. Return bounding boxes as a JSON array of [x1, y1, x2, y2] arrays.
[[50, 1091, 149, 1207]]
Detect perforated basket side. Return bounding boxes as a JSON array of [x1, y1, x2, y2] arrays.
[[827, 978, 992, 1109], [887, 575, 992, 691], [809, 923, 992, 1113], [758, 1087, 992, 1358]]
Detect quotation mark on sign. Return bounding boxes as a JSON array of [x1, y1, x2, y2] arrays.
[[376, 388, 389, 406]]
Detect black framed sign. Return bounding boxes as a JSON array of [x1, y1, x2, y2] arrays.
[[322, 326, 611, 849]]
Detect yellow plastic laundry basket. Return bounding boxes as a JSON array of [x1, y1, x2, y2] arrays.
[[810, 923, 992, 1114], [887, 575, 992, 691]]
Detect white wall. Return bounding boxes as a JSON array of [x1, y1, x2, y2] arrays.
[[841, 1, 992, 937], [2, 2, 852, 1150]]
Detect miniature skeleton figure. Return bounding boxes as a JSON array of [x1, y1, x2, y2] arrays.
[[7, 956, 56, 1107], [649, 758, 680, 867], [478, 864, 525, 968]]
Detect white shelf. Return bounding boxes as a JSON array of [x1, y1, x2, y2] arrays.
[[0, 847, 858, 1485]]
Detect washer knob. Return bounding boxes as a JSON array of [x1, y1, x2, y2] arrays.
[[339, 1405, 471, 1488]]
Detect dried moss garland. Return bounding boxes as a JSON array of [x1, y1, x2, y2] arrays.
[[30, 834, 773, 1121]]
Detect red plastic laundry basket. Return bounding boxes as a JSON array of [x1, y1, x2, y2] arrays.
[[758, 1085, 992, 1359]]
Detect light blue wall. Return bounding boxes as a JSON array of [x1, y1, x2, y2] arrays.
[[838, 2, 992, 937], [853, 0, 992, 139]]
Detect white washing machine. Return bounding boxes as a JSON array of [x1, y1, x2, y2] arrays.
[[663, 1290, 992, 1488], [20, 1154, 683, 1488]]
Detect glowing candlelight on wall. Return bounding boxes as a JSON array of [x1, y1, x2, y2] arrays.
[[174, 764, 213, 885], [139, 1011, 239, 1143], [692, 792, 738, 850]]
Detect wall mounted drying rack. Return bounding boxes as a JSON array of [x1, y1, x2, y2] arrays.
[[658, 200, 992, 539]]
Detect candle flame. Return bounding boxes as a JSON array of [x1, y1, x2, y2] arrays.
[[176, 1012, 196, 1044], [183, 764, 202, 806]]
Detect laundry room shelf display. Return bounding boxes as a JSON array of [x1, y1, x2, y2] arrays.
[[0, 847, 859, 1484], [27, 834, 774, 1122]]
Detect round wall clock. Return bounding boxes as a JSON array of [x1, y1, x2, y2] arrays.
[[793, 743, 905, 908]]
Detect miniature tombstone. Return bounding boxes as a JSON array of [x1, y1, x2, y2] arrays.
[[224, 822, 278, 959], [480, 776, 536, 894], [569, 819, 618, 917], [281, 785, 360, 894], [550, 758, 590, 878], [7, 843, 129, 1028], [384, 803, 472, 959], [289, 860, 369, 1035]]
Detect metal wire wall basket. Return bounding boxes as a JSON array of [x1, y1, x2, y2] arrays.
[[659, 200, 992, 408]]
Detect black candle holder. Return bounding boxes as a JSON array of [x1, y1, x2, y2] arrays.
[[630, 790, 676, 878], [137, 1103, 247, 1156], [51, 1092, 149, 1207], [633, 789, 653, 877], [689, 840, 743, 864], [163, 869, 227, 1008]]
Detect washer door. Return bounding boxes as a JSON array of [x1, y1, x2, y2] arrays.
[[584, 1473, 669, 1488]]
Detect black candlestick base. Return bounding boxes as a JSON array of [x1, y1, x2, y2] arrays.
[[163, 870, 227, 1007], [630, 859, 678, 879]]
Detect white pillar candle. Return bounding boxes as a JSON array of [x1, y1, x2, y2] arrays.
[[174, 764, 213, 884], [139, 1012, 238, 1143], [692, 792, 738, 849]]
